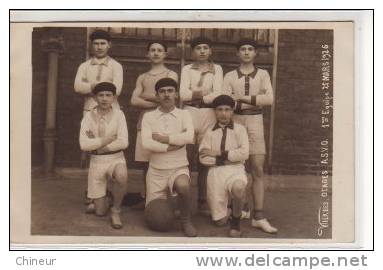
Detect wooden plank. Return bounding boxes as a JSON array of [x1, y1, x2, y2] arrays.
[[150, 28, 163, 38], [231, 29, 241, 42], [269, 29, 275, 44], [204, 29, 214, 40], [164, 28, 177, 39], [122, 27, 137, 36], [111, 42, 182, 60], [96, 27, 108, 31], [136, 28, 149, 36], [253, 29, 259, 41], [183, 28, 192, 41], [109, 27, 123, 34], [217, 29, 228, 40], [212, 29, 219, 41], [257, 29, 268, 44], [190, 29, 201, 39], [240, 29, 253, 38]]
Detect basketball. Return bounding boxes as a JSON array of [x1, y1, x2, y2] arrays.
[[144, 198, 175, 232]]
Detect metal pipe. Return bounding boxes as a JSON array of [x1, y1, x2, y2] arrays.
[[267, 29, 279, 173], [179, 28, 186, 108], [43, 51, 59, 174]]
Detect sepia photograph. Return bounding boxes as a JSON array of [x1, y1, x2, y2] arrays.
[[10, 16, 355, 246]]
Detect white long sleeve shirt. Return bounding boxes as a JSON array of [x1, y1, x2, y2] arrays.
[[141, 107, 194, 169], [79, 107, 129, 153], [180, 62, 223, 105], [74, 56, 123, 111], [199, 121, 249, 166]]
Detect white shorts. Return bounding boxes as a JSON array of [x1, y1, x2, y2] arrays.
[[184, 106, 216, 144], [207, 164, 248, 221], [87, 151, 127, 199], [135, 131, 150, 162], [233, 114, 266, 155], [146, 166, 190, 205]]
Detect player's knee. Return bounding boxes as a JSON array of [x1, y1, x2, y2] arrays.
[[249, 156, 264, 178], [255, 166, 264, 178], [174, 176, 190, 195], [231, 181, 246, 199], [114, 165, 128, 185]]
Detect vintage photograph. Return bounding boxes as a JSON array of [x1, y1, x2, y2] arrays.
[[11, 19, 353, 245]]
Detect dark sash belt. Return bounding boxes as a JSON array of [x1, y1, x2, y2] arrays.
[[235, 109, 263, 115], [90, 150, 122, 156], [184, 101, 212, 109]]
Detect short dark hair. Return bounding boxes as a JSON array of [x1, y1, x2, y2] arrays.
[[212, 95, 235, 109], [190, 36, 212, 49], [236, 38, 258, 50], [147, 41, 168, 52], [89, 30, 111, 42], [154, 78, 178, 92], [92, 82, 116, 95]]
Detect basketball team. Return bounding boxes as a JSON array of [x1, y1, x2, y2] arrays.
[[75, 29, 278, 238]]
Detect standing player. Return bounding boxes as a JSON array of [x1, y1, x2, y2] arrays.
[[74, 29, 123, 211], [130, 41, 178, 206], [79, 82, 129, 229], [199, 95, 249, 237], [74, 29, 123, 112], [223, 38, 278, 233], [179, 36, 223, 215], [141, 78, 197, 237]]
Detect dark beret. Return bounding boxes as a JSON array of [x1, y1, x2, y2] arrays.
[[147, 41, 168, 52], [154, 78, 178, 92], [212, 95, 235, 108], [92, 82, 116, 95], [236, 38, 258, 50], [190, 36, 212, 49], [89, 30, 111, 41]]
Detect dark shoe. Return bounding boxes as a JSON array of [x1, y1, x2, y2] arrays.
[[182, 220, 197, 237], [85, 203, 95, 214], [198, 202, 211, 216], [130, 199, 145, 210], [174, 209, 181, 219], [228, 228, 242, 238], [85, 197, 93, 205], [229, 215, 241, 238], [214, 216, 229, 227], [122, 193, 145, 207]]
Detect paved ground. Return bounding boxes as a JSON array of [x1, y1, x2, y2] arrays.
[[31, 168, 332, 240]]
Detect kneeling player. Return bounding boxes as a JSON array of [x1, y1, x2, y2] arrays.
[[141, 78, 197, 237], [79, 82, 129, 229], [199, 95, 249, 237]]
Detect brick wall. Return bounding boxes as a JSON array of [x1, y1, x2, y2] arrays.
[[271, 30, 333, 175]]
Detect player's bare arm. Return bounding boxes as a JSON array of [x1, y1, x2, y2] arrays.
[[131, 75, 158, 109]]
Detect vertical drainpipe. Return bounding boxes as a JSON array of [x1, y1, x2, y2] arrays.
[[41, 29, 64, 175], [80, 27, 91, 168], [268, 29, 279, 173], [179, 28, 186, 109]]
